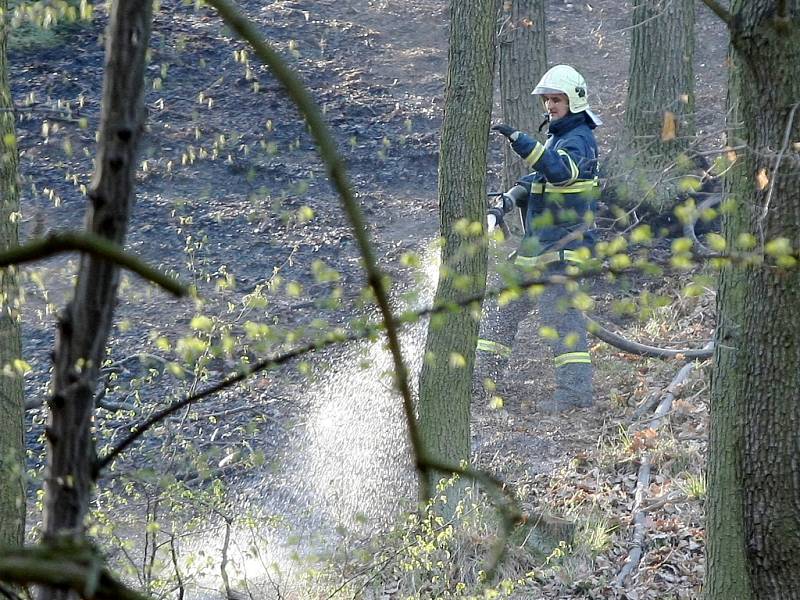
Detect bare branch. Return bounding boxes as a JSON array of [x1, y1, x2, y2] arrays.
[[95, 263, 717, 475], [0, 543, 148, 600], [0, 232, 187, 296], [699, 0, 734, 28], [93, 327, 367, 475], [41, 0, 154, 566], [203, 0, 423, 497], [759, 101, 800, 246]]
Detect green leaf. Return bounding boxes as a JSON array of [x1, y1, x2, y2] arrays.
[[630, 225, 652, 244], [11, 359, 31, 375], [706, 233, 726, 252], [244, 321, 271, 339], [297, 205, 314, 222], [448, 353, 466, 368], [539, 326, 558, 340], [167, 362, 185, 378], [683, 283, 704, 297], [190, 315, 214, 331], [765, 237, 792, 257], [735, 233, 757, 250], [285, 281, 303, 297], [609, 254, 631, 270], [671, 237, 693, 254], [572, 292, 594, 311]]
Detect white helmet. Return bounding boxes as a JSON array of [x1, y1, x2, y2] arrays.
[[532, 65, 602, 126]]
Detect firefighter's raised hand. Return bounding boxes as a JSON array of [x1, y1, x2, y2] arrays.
[[491, 124, 519, 141], [493, 125, 540, 163]]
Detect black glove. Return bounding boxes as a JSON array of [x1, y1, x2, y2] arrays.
[[491, 124, 518, 140], [500, 193, 515, 213], [487, 206, 505, 225], [505, 185, 529, 208]]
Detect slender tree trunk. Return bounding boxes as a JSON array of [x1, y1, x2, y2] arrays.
[[39, 0, 153, 597], [0, 0, 25, 549], [418, 0, 497, 475], [706, 2, 800, 598], [616, 0, 695, 212], [498, 0, 546, 191]]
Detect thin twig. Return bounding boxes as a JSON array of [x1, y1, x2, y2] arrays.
[[699, 0, 733, 28], [94, 260, 717, 475], [168, 535, 184, 600], [759, 101, 800, 247], [220, 517, 233, 600], [611, 0, 675, 34], [329, 504, 485, 600]]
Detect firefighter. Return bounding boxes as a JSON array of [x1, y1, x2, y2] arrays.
[[480, 64, 601, 411]]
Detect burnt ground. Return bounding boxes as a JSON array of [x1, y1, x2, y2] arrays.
[[13, 0, 727, 597]]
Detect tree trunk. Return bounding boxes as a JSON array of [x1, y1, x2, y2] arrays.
[[706, 2, 800, 598], [39, 0, 153, 597], [418, 0, 497, 476], [498, 0, 546, 191], [0, 0, 25, 548], [616, 0, 695, 212]]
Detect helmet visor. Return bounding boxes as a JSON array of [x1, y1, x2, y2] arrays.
[[585, 108, 603, 127], [531, 85, 564, 96]]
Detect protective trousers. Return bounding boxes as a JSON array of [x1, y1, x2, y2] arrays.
[[537, 260, 593, 410], [475, 262, 532, 393], [476, 249, 593, 410]]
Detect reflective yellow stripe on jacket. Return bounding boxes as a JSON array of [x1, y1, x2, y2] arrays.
[[529, 178, 600, 195], [556, 149, 580, 185], [514, 249, 586, 269]]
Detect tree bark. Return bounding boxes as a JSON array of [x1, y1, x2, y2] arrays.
[[418, 0, 497, 476], [0, 0, 25, 549], [498, 0, 546, 191], [39, 0, 153, 597], [616, 0, 696, 211], [706, 2, 800, 598]]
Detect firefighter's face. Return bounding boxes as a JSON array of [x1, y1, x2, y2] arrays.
[[542, 93, 569, 121]]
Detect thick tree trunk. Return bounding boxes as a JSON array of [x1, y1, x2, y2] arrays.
[[39, 0, 153, 597], [616, 0, 695, 211], [418, 0, 497, 474], [706, 2, 800, 598], [498, 0, 546, 191], [0, 0, 25, 549]]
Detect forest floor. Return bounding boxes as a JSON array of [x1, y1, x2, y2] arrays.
[[13, 0, 728, 598]]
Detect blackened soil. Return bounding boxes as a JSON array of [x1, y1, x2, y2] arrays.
[[14, 0, 727, 517]]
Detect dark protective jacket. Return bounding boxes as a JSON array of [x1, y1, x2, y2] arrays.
[[511, 112, 600, 252]]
